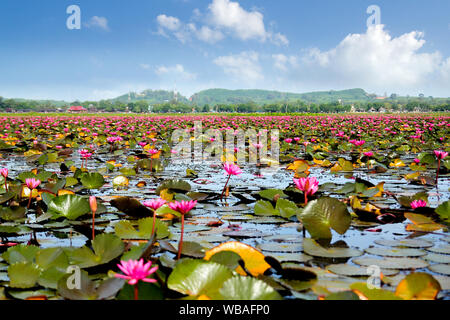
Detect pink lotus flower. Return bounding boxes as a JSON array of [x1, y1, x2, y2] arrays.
[[294, 177, 319, 205], [0, 168, 8, 178], [25, 178, 41, 190], [143, 198, 167, 211], [434, 150, 448, 160], [168, 200, 197, 215], [294, 177, 319, 196], [168, 200, 197, 260], [363, 152, 373, 157], [284, 138, 293, 143], [143, 198, 167, 237], [115, 259, 158, 300], [410, 200, 427, 209], [413, 158, 420, 164], [223, 163, 242, 176], [434, 150, 448, 186], [148, 149, 159, 155]]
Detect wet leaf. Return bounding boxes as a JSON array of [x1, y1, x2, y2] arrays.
[[395, 272, 441, 300], [204, 241, 271, 277], [298, 197, 351, 239], [350, 283, 402, 300], [47, 194, 91, 220], [303, 238, 363, 258], [80, 172, 105, 189], [219, 276, 282, 300], [167, 259, 233, 299], [8, 262, 41, 289]]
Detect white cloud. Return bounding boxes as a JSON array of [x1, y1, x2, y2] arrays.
[[155, 0, 287, 45], [188, 24, 224, 43], [214, 51, 263, 82], [85, 16, 109, 31], [156, 14, 181, 32], [273, 25, 450, 95], [140, 64, 151, 70], [207, 0, 265, 41], [155, 64, 197, 80], [272, 54, 298, 71]]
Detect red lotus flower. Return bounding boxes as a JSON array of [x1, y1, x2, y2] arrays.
[[143, 198, 167, 211]]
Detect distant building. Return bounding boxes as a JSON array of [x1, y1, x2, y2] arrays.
[[67, 106, 87, 113], [375, 96, 387, 100]]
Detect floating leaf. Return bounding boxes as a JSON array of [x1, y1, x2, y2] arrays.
[[350, 282, 402, 300], [299, 197, 351, 239], [254, 200, 279, 217], [303, 238, 363, 258], [112, 176, 129, 187], [405, 212, 445, 232], [352, 257, 429, 270], [395, 273, 441, 300], [8, 262, 41, 289], [364, 247, 426, 257], [435, 200, 450, 222], [258, 189, 287, 201], [167, 259, 232, 299], [66, 233, 124, 268], [114, 218, 169, 240], [219, 276, 282, 300], [204, 241, 271, 277], [80, 172, 105, 189], [47, 194, 91, 220]]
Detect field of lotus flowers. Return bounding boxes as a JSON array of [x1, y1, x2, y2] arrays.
[[0, 113, 448, 300]]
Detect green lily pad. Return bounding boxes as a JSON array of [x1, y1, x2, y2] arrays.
[[110, 197, 152, 218], [428, 264, 450, 276], [47, 194, 91, 220], [57, 270, 125, 300], [8, 262, 41, 288], [258, 189, 287, 201], [66, 233, 124, 268], [114, 217, 169, 240], [364, 247, 426, 257], [423, 253, 450, 264], [435, 200, 450, 222], [374, 239, 433, 248], [426, 245, 450, 255], [155, 179, 191, 195], [298, 197, 351, 239], [167, 259, 233, 299], [352, 257, 429, 270], [257, 242, 303, 253], [80, 172, 105, 189], [219, 276, 282, 300], [276, 198, 300, 218], [254, 200, 279, 216], [326, 264, 399, 277], [350, 282, 402, 300], [303, 239, 363, 258], [0, 206, 26, 221], [3, 244, 39, 264], [209, 251, 242, 270]]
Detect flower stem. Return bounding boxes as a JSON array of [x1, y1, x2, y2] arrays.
[[436, 159, 441, 186], [151, 210, 156, 239], [27, 190, 33, 209], [92, 211, 95, 241], [304, 192, 308, 205], [134, 284, 139, 300], [220, 175, 231, 201], [177, 214, 185, 260]]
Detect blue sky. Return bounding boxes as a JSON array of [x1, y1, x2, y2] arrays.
[[1, 0, 450, 101]]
